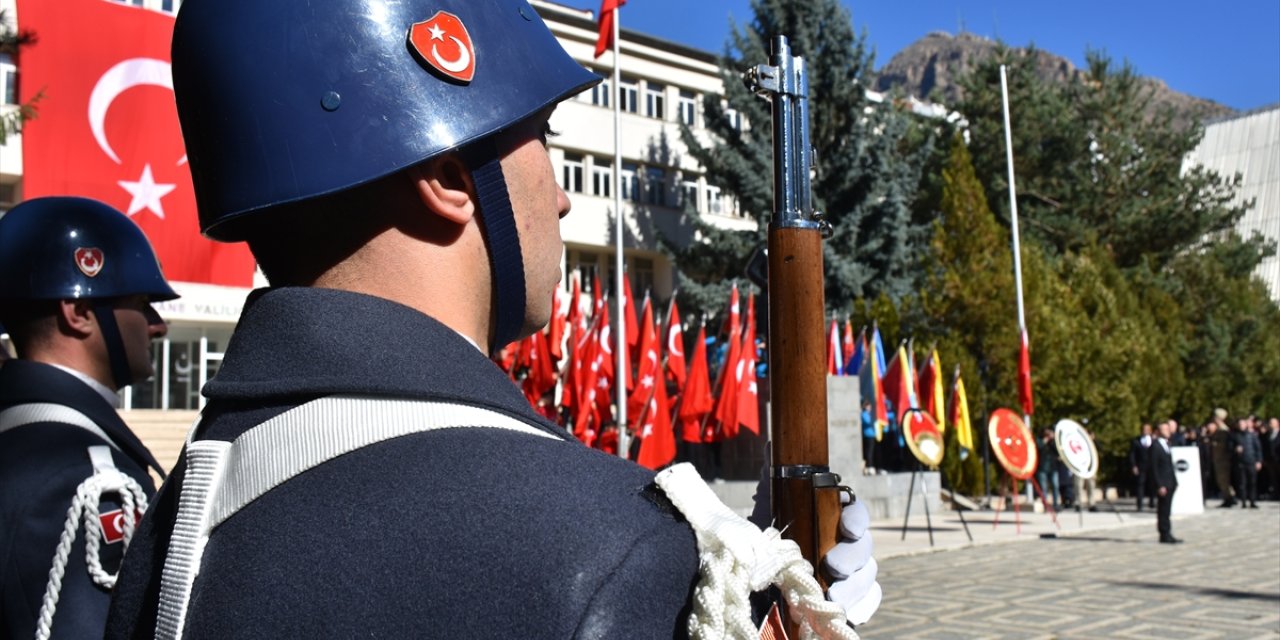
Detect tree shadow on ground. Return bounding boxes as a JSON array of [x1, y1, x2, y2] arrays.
[[1102, 580, 1280, 603]]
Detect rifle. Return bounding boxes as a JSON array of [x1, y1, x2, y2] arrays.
[[745, 36, 847, 595]]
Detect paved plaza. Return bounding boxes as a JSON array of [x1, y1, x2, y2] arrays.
[[863, 501, 1280, 639]]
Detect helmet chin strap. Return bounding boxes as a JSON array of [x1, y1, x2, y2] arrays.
[[466, 140, 527, 355], [92, 301, 134, 390]]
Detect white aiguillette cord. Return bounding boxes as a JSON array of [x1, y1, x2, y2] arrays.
[[655, 464, 859, 640], [154, 395, 559, 640]]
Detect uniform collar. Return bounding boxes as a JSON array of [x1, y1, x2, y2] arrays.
[[50, 363, 120, 408], [0, 359, 166, 477]]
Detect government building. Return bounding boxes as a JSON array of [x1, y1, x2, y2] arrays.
[[0, 0, 750, 414]]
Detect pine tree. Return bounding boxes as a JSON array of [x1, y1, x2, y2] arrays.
[[0, 10, 40, 144], [672, 0, 934, 318], [956, 47, 1259, 272]]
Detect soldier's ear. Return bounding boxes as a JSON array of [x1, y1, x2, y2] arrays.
[[57, 299, 96, 339], [408, 154, 476, 226]]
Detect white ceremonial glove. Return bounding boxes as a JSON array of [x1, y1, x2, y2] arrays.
[[824, 495, 882, 626]]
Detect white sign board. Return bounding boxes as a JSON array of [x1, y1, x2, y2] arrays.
[[1171, 446, 1204, 515]]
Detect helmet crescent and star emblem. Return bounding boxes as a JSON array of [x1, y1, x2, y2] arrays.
[[75, 248, 105, 278], [408, 12, 476, 83]]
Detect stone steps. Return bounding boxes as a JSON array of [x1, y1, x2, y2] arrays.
[[118, 409, 198, 483]]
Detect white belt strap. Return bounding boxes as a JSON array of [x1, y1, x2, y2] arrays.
[[155, 395, 560, 640], [0, 403, 119, 451]]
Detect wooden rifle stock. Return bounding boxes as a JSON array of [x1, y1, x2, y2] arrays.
[[746, 36, 845, 596]]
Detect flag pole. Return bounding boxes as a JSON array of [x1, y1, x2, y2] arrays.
[[1000, 65, 1034, 503], [612, 8, 629, 460], [999, 65, 1029, 426]]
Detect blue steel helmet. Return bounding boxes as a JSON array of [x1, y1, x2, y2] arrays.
[[0, 197, 179, 303], [172, 0, 600, 241]]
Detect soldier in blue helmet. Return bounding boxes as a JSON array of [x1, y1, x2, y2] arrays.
[[0, 196, 175, 639], [106, 1, 878, 638]]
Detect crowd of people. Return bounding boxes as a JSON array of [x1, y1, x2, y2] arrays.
[[1125, 410, 1280, 509]]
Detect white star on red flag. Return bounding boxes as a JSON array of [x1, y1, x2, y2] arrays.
[[117, 163, 175, 219]]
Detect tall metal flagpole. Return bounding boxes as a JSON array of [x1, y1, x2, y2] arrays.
[[612, 8, 629, 460], [1000, 65, 1033, 499]]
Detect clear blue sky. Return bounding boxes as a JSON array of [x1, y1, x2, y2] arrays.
[[561, 0, 1280, 112]]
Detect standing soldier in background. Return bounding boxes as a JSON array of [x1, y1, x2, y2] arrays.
[[105, 1, 879, 637], [1128, 423, 1154, 511], [1, 197, 174, 639], [1210, 408, 1236, 507], [1231, 417, 1263, 509]]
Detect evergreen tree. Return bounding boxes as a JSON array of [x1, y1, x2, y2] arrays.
[[672, 0, 934, 317], [956, 48, 1259, 273], [0, 10, 39, 144]]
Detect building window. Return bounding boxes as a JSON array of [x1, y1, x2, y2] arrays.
[[561, 153, 584, 193], [592, 163, 612, 198], [162, 0, 179, 13], [589, 76, 611, 107], [678, 90, 697, 127], [1, 56, 16, 106], [680, 180, 699, 210], [705, 185, 723, 215], [619, 77, 638, 114], [633, 257, 655, 296], [567, 249, 601, 292], [645, 167, 666, 206], [645, 82, 665, 120], [621, 163, 639, 201], [725, 108, 744, 132]]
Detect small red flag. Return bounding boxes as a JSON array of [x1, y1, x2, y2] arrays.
[[594, 0, 627, 59], [826, 320, 843, 376], [665, 298, 687, 391], [881, 345, 916, 420], [636, 362, 675, 469], [679, 325, 713, 443], [842, 319, 855, 371], [917, 348, 945, 433], [627, 296, 659, 420], [711, 284, 742, 438], [623, 275, 640, 351], [1018, 329, 1035, 416], [548, 288, 566, 361], [735, 294, 760, 435]]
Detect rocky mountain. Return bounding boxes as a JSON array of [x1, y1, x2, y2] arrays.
[[874, 31, 1236, 128]]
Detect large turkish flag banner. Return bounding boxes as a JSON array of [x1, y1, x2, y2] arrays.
[[17, 0, 255, 286]]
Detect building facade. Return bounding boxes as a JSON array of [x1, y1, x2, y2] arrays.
[[0, 0, 745, 408], [1183, 105, 1280, 302]]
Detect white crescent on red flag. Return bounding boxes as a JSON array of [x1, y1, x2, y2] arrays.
[[665, 298, 687, 390], [16, 0, 255, 286]]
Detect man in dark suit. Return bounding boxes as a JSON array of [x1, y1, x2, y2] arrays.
[[1232, 418, 1263, 508], [1150, 421, 1181, 543], [1129, 423, 1155, 510]]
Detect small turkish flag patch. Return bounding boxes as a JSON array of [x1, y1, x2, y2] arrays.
[[408, 11, 476, 83], [75, 247, 105, 278], [99, 508, 144, 544]]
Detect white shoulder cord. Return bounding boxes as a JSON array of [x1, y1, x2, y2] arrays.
[[35, 445, 149, 640], [655, 464, 859, 640], [155, 395, 560, 640]]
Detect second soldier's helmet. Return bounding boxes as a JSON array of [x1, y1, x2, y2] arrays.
[[172, 0, 599, 241], [0, 196, 178, 303]]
